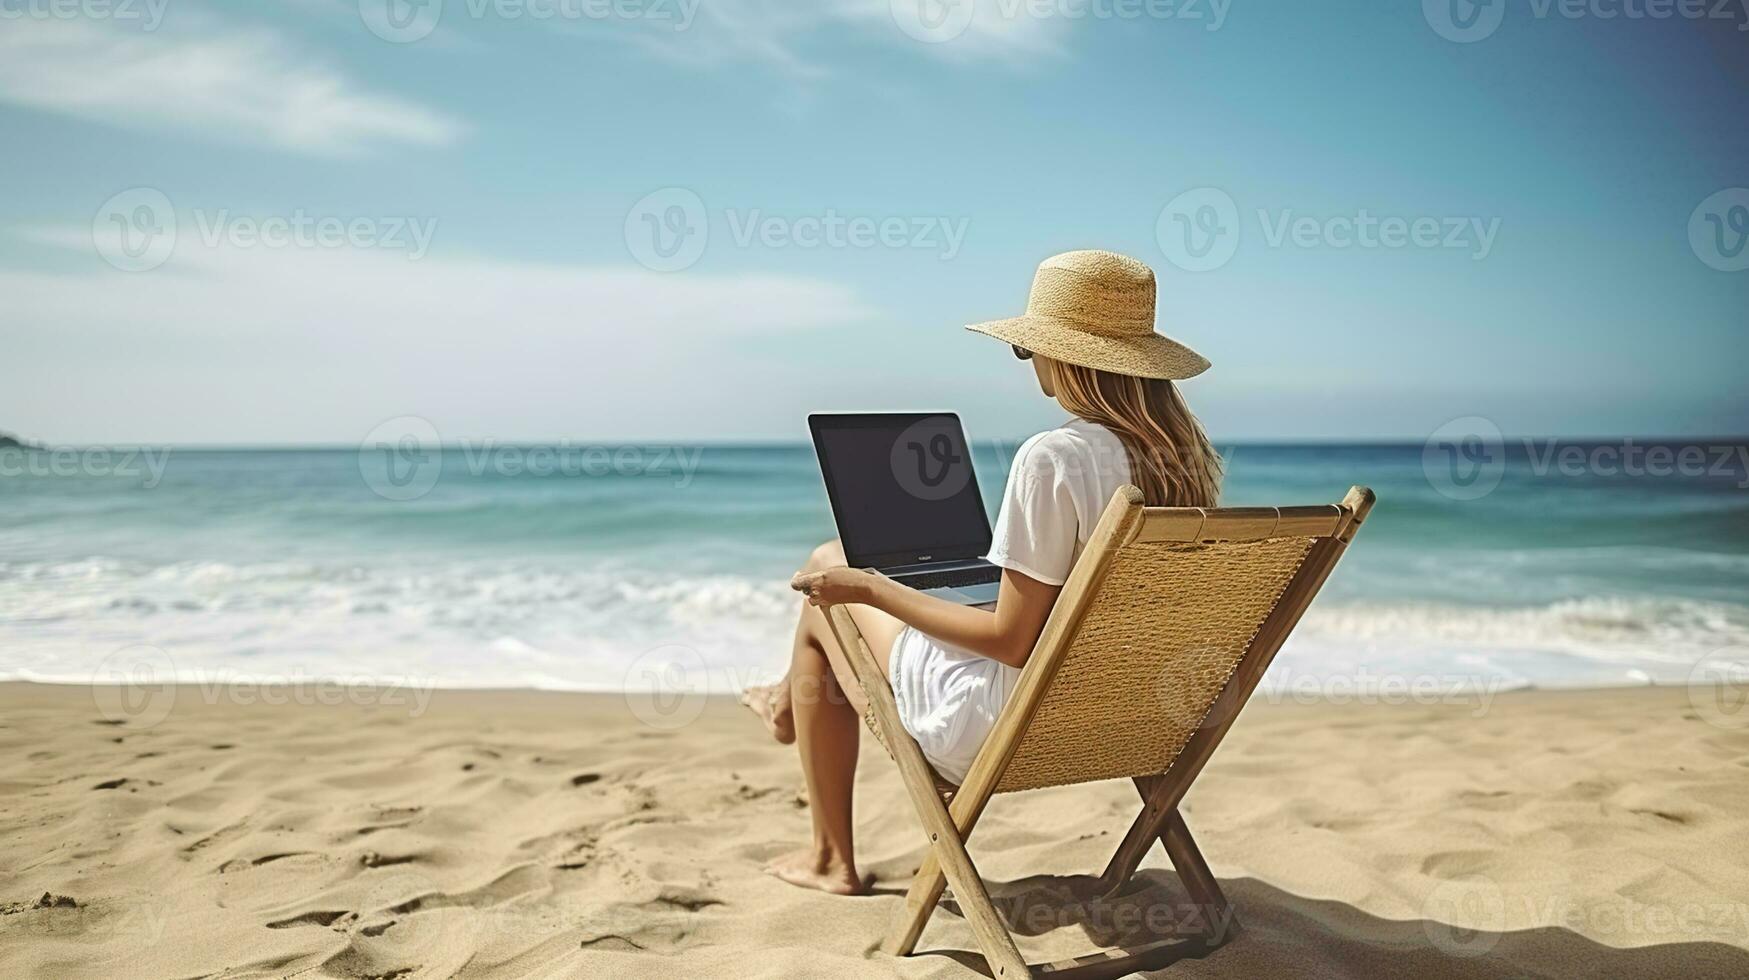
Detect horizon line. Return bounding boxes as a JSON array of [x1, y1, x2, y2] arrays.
[[6, 434, 1748, 451]]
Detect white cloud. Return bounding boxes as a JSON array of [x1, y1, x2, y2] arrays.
[[4, 228, 874, 443], [0, 19, 463, 155], [561, 0, 1064, 75]]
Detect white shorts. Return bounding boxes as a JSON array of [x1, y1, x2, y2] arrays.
[[886, 623, 1019, 785]]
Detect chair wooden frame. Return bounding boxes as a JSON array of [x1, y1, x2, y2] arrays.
[[824, 485, 1376, 978]]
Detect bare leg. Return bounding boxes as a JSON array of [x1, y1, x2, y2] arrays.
[[744, 539, 846, 745], [765, 542, 905, 894], [765, 600, 867, 894]]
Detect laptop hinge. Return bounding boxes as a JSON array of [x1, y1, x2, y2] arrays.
[[880, 558, 993, 576]]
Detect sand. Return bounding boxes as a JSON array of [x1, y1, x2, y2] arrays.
[[2, 681, 1746, 979]]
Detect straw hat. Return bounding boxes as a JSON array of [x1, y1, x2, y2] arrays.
[[966, 250, 1209, 381]]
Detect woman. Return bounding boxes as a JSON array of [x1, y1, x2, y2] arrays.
[[747, 250, 1223, 895]]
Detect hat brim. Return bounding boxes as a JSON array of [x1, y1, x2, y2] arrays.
[[966, 315, 1210, 381]]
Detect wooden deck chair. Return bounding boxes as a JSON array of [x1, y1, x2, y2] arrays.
[[824, 484, 1376, 978]]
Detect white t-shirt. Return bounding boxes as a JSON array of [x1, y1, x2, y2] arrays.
[[985, 419, 1134, 585], [888, 419, 1131, 784]]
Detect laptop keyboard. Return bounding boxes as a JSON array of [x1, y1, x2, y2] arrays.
[[893, 566, 1000, 591]]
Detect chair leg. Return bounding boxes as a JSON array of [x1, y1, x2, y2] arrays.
[[887, 774, 1004, 954], [1099, 778, 1236, 941], [925, 826, 1032, 979], [886, 856, 947, 955], [1098, 775, 1177, 894], [1159, 809, 1234, 938]]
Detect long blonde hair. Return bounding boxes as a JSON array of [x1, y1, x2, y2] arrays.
[[1048, 360, 1222, 507]]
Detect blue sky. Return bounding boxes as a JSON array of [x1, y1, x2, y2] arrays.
[[3, 0, 1746, 444]]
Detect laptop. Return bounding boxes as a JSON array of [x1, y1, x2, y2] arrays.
[[808, 412, 1002, 605]]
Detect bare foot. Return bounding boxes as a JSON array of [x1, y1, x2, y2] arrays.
[[740, 683, 795, 745], [763, 848, 868, 895]]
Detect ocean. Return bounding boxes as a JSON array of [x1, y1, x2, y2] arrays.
[[3, 438, 1746, 698]]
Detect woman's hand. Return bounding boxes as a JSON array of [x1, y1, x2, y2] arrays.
[[790, 566, 881, 607]]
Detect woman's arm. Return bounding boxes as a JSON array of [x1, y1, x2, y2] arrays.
[[790, 566, 1060, 669]]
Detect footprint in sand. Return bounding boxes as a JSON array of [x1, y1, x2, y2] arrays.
[[1, 893, 80, 915], [91, 777, 157, 791], [266, 909, 353, 929], [359, 850, 420, 869], [579, 890, 723, 953], [180, 819, 248, 857], [218, 852, 313, 874]]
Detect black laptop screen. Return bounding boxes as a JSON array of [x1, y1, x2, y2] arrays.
[[809, 414, 993, 570]]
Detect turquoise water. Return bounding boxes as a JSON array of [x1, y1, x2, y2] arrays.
[[3, 440, 1746, 693]]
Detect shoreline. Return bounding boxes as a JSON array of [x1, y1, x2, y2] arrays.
[[0, 672, 1718, 708], [3, 682, 1747, 978]]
